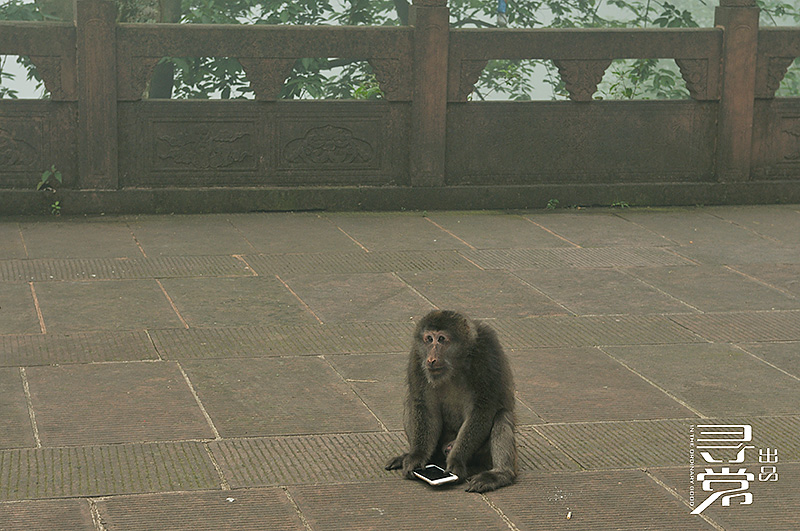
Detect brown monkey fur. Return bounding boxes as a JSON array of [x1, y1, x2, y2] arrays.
[[385, 310, 517, 493]]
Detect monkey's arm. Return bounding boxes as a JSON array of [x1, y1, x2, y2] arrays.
[[445, 408, 495, 478], [385, 394, 442, 478]]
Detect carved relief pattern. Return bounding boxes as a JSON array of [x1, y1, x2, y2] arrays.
[[553, 59, 612, 102], [27, 56, 65, 100], [238, 58, 296, 101], [763, 57, 796, 99], [367, 58, 411, 101], [284, 125, 374, 165], [457, 60, 489, 101], [783, 119, 800, 162], [119, 56, 162, 101], [675, 58, 711, 101], [156, 128, 253, 170], [0, 127, 38, 168]]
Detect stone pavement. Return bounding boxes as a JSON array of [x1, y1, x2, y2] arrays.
[[1, 205, 799, 530]]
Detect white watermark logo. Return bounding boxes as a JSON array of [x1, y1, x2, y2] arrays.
[[689, 424, 779, 515]]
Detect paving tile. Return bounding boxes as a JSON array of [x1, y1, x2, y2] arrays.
[[738, 342, 800, 379], [0, 368, 35, 449], [181, 357, 382, 437], [323, 213, 470, 251], [398, 270, 567, 319], [209, 432, 407, 487], [33, 280, 184, 332], [0, 442, 219, 500], [326, 353, 407, 431], [535, 417, 800, 470], [461, 246, 691, 270], [229, 212, 363, 253], [651, 464, 800, 531], [493, 315, 702, 349], [629, 265, 800, 312], [150, 322, 412, 359], [18, 219, 141, 259], [707, 204, 800, 245], [26, 362, 214, 446], [523, 211, 672, 247], [0, 331, 157, 367], [281, 273, 434, 322], [96, 488, 305, 531], [0, 282, 40, 334], [0, 256, 254, 282], [158, 276, 316, 328], [670, 311, 800, 343], [516, 427, 581, 471], [127, 214, 255, 256], [485, 469, 715, 530], [288, 480, 510, 531], [603, 344, 800, 417], [731, 263, 800, 297], [244, 249, 476, 276], [515, 268, 696, 316], [511, 348, 697, 423], [0, 222, 26, 259], [425, 211, 575, 248], [0, 499, 94, 531]]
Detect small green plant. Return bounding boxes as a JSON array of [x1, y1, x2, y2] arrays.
[[49, 200, 61, 216], [611, 200, 630, 209], [37, 165, 62, 191], [546, 198, 560, 210]]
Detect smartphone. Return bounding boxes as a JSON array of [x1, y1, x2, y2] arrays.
[[412, 464, 459, 486]]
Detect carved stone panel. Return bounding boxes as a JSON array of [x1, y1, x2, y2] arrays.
[[780, 116, 800, 164], [553, 59, 612, 102], [675, 58, 717, 101], [367, 58, 412, 101], [451, 59, 488, 102], [755, 56, 796, 99], [0, 118, 41, 171], [153, 121, 257, 172]]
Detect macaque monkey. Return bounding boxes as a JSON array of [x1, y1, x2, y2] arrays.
[[386, 310, 517, 493]]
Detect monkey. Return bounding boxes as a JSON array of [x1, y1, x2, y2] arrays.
[[385, 310, 517, 493]]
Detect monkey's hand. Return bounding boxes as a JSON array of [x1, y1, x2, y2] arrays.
[[445, 457, 468, 482], [385, 453, 427, 479]]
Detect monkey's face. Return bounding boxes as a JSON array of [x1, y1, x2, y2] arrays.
[[421, 329, 454, 383]]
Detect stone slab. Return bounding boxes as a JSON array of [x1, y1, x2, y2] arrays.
[[0, 368, 35, 449], [158, 276, 318, 328], [150, 321, 413, 359], [603, 344, 800, 417], [244, 249, 477, 276], [536, 416, 800, 470], [0, 442, 219, 501], [33, 279, 184, 332], [229, 211, 364, 254], [630, 265, 800, 312], [181, 357, 382, 437], [425, 211, 575, 249], [95, 488, 305, 531], [739, 342, 800, 379], [0, 331, 158, 367], [19, 219, 142, 259], [486, 469, 715, 530], [0, 283, 40, 334], [670, 311, 800, 343], [126, 214, 256, 256], [25, 362, 214, 446], [280, 272, 434, 323], [323, 212, 471, 251], [706, 204, 800, 245], [287, 480, 509, 530], [651, 464, 800, 531], [732, 263, 800, 297], [515, 268, 696, 316], [511, 348, 697, 423], [0, 222, 26, 259], [516, 427, 582, 472], [209, 432, 407, 487], [461, 246, 692, 270], [0, 499, 95, 531], [0, 256, 253, 282], [524, 211, 673, 247], [398, 270, 567, 319], [492, 315, 702, 349]]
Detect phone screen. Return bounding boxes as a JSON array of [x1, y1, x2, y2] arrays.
[[413, 465, 459, 485]]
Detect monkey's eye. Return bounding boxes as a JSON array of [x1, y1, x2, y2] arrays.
[[423, 335, 433, 343], [437, 335, 447, 343]]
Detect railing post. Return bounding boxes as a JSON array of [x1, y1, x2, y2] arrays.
[[76, 0, 118, 189], [409, 0, 449, 187], [714, 0, 759, 182]]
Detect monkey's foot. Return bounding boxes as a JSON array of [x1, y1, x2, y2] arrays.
[[465, 470, 514, 493], [384, 454, 406, 470]]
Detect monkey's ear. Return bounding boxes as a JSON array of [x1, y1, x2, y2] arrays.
[[464, 318, 478, 344]]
